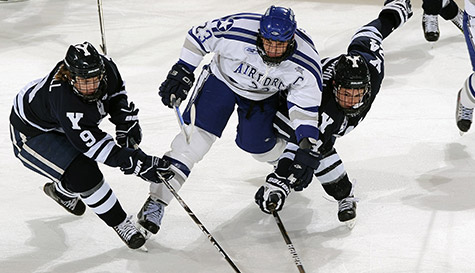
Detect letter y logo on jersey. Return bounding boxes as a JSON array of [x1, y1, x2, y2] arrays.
[[66, 112, 84, 130]]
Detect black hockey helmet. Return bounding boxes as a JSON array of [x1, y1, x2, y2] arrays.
[[333, 54, 371, 116], [64, 41, 106, 102]]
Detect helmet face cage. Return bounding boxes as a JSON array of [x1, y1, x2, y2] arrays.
[[333, 55, 371, 117], [64, 42, 106, 102], [256, 6, 297, 66]]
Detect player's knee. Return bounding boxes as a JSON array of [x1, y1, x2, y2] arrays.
[[62, 154, 103, 193], [251, 138, 286, 164], [166, 126, 216, 169]]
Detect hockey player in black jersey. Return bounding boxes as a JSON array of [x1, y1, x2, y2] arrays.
[[9, 42, 171, 249], [255, 0, 413, 226]]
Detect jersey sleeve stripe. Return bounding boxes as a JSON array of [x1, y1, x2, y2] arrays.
[[219, 13, 261, 21], [84, 135, 115, 163], [289, 53, 323, 89], [213, 34, 256, 45], [187, 29, 210, 54], [295, 29, 316, 48], [351, 26, 383, 43]]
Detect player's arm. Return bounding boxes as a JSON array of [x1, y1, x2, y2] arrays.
[[57, 104, 170, 183], [159, 16, 225, 108]]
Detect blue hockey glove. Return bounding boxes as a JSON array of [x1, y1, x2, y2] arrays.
[[255, 173, 291, 214], [159, 63, 195, 108]]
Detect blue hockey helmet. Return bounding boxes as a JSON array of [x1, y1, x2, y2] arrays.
[[64, 42, 106, 102], [257, 6, 297, 66], [259, 6, 296, 42]]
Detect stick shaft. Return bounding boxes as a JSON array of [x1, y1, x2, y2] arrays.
[[158, 174, 242, 273], [272, 210, 306, 273], [97, 0, 107, 54]]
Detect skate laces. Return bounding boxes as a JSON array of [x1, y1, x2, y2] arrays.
[[142, 199, 164, 226], [451, 10, 464, 31], [60, 198, 79, 210], [458, 101, 473, 121], [423, 15, 439, 33], [338, 196, 359, 212], [114, 216, 139, 242], [49, 183, 80, 210], [459, 105, 473, 120]]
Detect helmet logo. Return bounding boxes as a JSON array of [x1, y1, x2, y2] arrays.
[[347, 56, 361, 68], [76, 43, 91, 56]]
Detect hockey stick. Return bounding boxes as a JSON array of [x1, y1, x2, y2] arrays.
[[271, 208, 306, 273], [97, 0, 107, 55], [156, 172, 242, 273], [130, 139, 241, 271], [173, 105, 191, 144], [172, 96, 195, 144]]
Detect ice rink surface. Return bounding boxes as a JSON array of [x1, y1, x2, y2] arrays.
[[1, 0, 474, 272]]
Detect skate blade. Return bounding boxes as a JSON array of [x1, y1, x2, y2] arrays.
[[344, 218, 356, 230], [138, 245, 148, 252], [460, 130, 465, 136], [137, 224, 153, 240]]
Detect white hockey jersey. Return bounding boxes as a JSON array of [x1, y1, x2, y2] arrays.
[[178, 12, 323, 142]]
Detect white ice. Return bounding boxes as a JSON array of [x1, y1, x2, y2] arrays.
[[1, 0, 474, 272]]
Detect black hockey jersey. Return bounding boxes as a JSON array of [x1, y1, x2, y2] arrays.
[[316, 22, 385, 154], [10, 56, 136, 168], [274, 20, 386, 155]]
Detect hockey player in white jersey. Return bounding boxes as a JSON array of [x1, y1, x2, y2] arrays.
[[137, 6, 323, 236], [255, 0, 413, 226], [9, 42, 172, 249], [456, 0, 475, 133]]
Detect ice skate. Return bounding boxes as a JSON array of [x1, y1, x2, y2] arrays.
[[422, 14, 440, 42], [137, 197, 165, 236], [43, 182, 85, 216], [113, 215, 146, 249], [451, 9, 464, 33], [456, 89, 473, 135], [338, 195, 358, 229]]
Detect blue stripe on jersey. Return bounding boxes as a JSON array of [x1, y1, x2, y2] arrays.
[[213, 33, 256, 45], [288, 101, 319, 113], [296, 125, 320, 142], [218, 12, 261, 21], [295, 29, 315, 47], [212, 26, 257, 37], [188, 29, 210, 54], [289, 52, 323, 89]]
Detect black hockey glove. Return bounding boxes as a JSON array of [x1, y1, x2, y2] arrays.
[[121, 149, 174, 183], [109, 102, 142, 148], [255, 173, 291, 214], [159, 63, 195, 108], [289, 139, 321, 191]]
